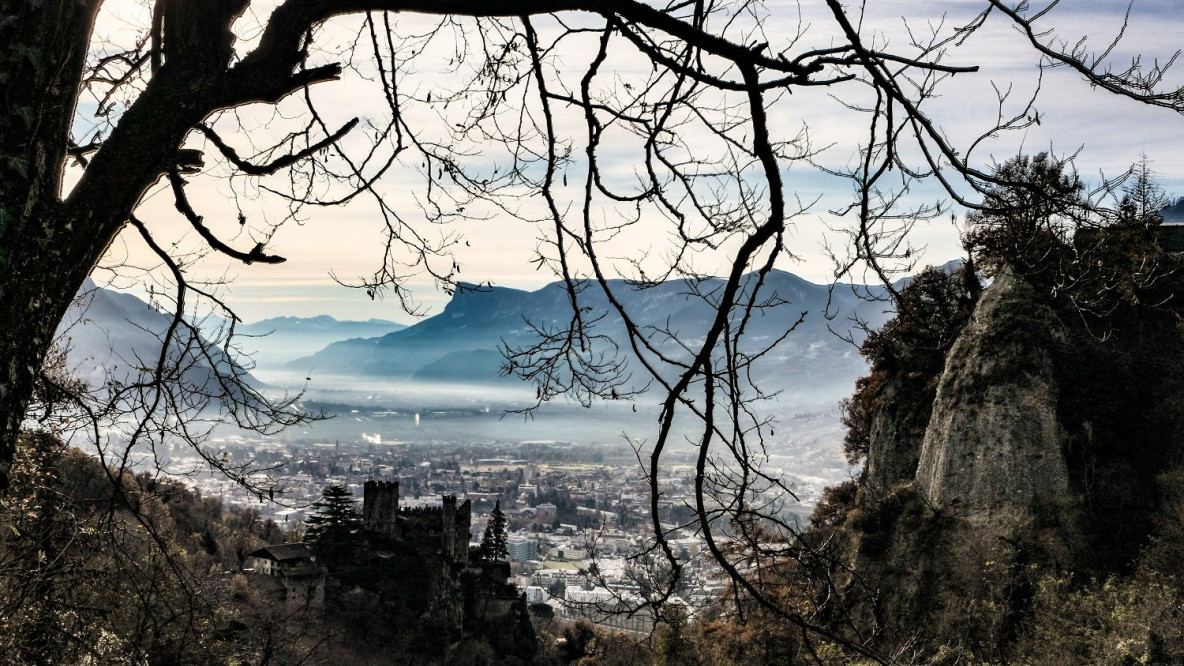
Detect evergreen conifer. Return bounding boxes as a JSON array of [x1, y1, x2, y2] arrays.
[[304, 485, 363, 571], [481, 500, 508, 561]]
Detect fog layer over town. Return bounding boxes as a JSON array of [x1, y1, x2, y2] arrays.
[[65, 276, 866, 624]]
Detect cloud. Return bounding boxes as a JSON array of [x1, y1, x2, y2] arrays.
[[96, 0, 1184, 322]]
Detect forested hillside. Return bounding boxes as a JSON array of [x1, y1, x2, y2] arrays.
[[0, 432, 310, 664], [0, 435, 536, 665]]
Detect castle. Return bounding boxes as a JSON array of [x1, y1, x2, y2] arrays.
[[359, 480, 531, 657], [251, 482, 533, 659], [361, 480, 471, 566]]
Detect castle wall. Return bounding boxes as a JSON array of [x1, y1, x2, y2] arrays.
[[357, 484, 514, 645], [363, 480, 399, 539], [363, 481, 471, 564], [396, 498, 472, 564]]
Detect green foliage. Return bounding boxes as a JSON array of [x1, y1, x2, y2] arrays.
[[844, 483, 931, 551], [964, 152, 1085, 284], [482, 498, 508, 561], [966, 152, 1175, 322], [652, 605, 697, 666], [841, 263, 979, 466], [1142, 469, 1184, 581], [559, 618, 596, 662], [304, 484, 363, 571], [528, 487, 580, 525], [861, 264, 980, 375], [0, 433, 288, 665], [1049, 301, 1184, 570], [809, 479, 858, 530], [839, 374, 878, 466], [0, 433, 105, 663], [1007, 573, 1184, 665]]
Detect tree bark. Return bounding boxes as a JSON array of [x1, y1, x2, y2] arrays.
[[0, 0, 241, 490], [0, 0, 102, 490]]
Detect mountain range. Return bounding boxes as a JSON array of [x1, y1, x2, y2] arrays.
[[289, 271, 894, 404], [59, 270, 897, 407], [237, 315, 405, 366], [56, 283, 411, 389], [56, 279, 252, 397]]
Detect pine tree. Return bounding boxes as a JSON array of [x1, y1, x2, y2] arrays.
[[481, 500, 509, 561], [304, 485, 363, 571], [491, 500, 508, 561], [1120, 154, 1170, 224], [480, 522, 495, 561]]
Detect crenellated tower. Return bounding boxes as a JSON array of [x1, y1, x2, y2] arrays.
[[363, 480, 399, 539], [442, 495, 456, 558]]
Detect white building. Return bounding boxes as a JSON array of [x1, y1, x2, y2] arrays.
[[507, 535, 539, 561], [525, 585, 549, 604]]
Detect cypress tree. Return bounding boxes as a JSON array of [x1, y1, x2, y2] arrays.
[[491, 500, 508, 561]]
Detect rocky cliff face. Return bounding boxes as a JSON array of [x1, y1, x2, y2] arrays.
[[915, 271, 1079, 541], [861, 376, 931, 495], [828, 267, 1184, 659]]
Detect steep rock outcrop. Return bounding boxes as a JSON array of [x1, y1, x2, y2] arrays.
[[825, 265, 1184, 660], [916, 270, 1079, 543], [862, 377, 933, 495], [830, 271, 1086, 658], [853, 264, 979, 497]]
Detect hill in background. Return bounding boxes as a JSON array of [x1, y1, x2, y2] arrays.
[[290, 271, 893, 405]]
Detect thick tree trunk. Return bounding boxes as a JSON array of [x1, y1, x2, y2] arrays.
[[0, 0, 564, 490], [0, 0, 238, 490], [0, 0, 102, 490], [0, 223, 92, 491]]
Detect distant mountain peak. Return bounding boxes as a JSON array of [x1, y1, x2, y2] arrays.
[[60, 281, 257, 392], [293, 268, 894, 403], [237, 315, 406, 365]]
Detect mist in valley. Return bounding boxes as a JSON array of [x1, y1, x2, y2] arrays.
[[247, 366, 855, 490]]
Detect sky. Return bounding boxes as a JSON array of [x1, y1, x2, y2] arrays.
[[82, 0, 1184, 324]]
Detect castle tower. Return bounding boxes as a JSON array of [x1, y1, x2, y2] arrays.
[[442, 495, 457, 560], [363, 480, 399, 539], [456, 499, 472, 565]]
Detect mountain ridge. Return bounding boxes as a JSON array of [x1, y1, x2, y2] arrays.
[[58, 279, 258, 396], [291, 270, 896, 402], [237, 315, 406, 366]]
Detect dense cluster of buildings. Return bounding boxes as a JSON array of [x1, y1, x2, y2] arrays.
[[175, 422, 850, 632]]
